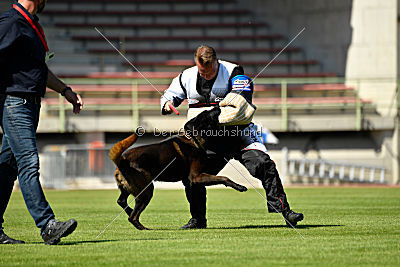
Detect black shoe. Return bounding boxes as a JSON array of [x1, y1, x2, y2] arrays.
[[42, 219, 77, 245], [0, 231, 25, 244], [180, 218, 207, 229], [283, 210, 304, 227]]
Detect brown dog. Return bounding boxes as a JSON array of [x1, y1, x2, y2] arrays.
[[109, 107, 247, 230]]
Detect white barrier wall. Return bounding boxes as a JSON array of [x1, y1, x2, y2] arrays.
[[346, 0, 397, 80], [345, 0, 397, 114]]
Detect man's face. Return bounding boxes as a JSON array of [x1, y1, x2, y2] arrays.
[[36, 0, 47, 14], [196, 60, 218, 80]]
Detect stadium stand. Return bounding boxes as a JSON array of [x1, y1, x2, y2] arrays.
[[39, 0, 374, 133]]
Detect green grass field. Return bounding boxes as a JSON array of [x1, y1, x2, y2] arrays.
[[0, 187, 399, 266]]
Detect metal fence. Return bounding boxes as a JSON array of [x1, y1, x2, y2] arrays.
[[281, 147, 387, 184], [41, 145, 115, 189]]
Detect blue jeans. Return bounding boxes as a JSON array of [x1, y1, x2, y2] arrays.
[[0, 95, 54, 233]]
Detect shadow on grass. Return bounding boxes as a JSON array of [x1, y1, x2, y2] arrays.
[[208, 224, 344, 230], [60, 239, 120, 245], [28, 239, 119, 245], [59, 237, 170, 245]]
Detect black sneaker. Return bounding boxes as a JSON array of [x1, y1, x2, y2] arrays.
[[180, 218, 207, 229], [0, 231, 25, 244], [283, 210, 304, 227], [42, 219, 77, 245]]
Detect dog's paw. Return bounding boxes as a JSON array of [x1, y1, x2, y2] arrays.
[[132, 220, 151, 230], [136, 226, 151, 230], [236, 185, 247, 192]]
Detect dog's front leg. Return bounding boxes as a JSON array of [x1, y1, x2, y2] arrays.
[[191, 173, 247, 192]]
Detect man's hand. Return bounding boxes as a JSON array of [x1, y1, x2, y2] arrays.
[[46, 69, 83, 114], [64, 89, 83, 114], [163, 100, 174, 114]]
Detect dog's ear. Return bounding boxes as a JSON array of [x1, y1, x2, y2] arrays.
[[184, 107, 221, 134], [208, 106, 221, 122], [207, 106, 221, 129]]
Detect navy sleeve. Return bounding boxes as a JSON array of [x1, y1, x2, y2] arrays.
[[227, 66, 245, 94], [229, 66, 245, 80]]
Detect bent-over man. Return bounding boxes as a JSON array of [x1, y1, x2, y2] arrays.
[[161, 45, 304, 229]]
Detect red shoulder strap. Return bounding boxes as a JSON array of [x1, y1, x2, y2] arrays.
[[13, 4, 49, 52]]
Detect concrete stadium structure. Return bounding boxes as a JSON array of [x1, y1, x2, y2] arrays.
[[0, 0, 399, 185]]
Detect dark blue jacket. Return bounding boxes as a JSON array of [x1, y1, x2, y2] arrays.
[[0, 3, 48, 96]]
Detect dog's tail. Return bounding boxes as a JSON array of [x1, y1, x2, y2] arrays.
[[109, 133, 138, 166]]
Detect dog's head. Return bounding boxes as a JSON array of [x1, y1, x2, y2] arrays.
[[184, 107, 221, 147]]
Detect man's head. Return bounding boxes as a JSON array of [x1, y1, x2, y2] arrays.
[[194, 45, 219, 80], [35, 0, 47, 14]]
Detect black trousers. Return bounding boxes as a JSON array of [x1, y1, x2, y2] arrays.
[[183, 149, 290, 220]]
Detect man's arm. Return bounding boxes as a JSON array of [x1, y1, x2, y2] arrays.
[[47, 69, 83, 114], [161, 74, 187, 115], [218, 74, 255, 126]]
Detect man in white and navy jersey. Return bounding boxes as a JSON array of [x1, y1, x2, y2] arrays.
[[161, 45, 303, 229]]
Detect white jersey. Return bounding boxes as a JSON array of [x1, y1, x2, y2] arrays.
[[160, 60, 267, 154]]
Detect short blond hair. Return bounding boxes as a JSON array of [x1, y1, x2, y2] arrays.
[[194, 45, 217, 66]]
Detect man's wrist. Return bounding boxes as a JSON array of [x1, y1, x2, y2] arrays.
[[61, 86, 72, 96]]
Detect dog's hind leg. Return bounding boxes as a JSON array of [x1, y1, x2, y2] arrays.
[[191, 173, 247, 192], [117, 186, 133, 216], [128, 183, 154, 230], [114, 168, 134, 215]]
